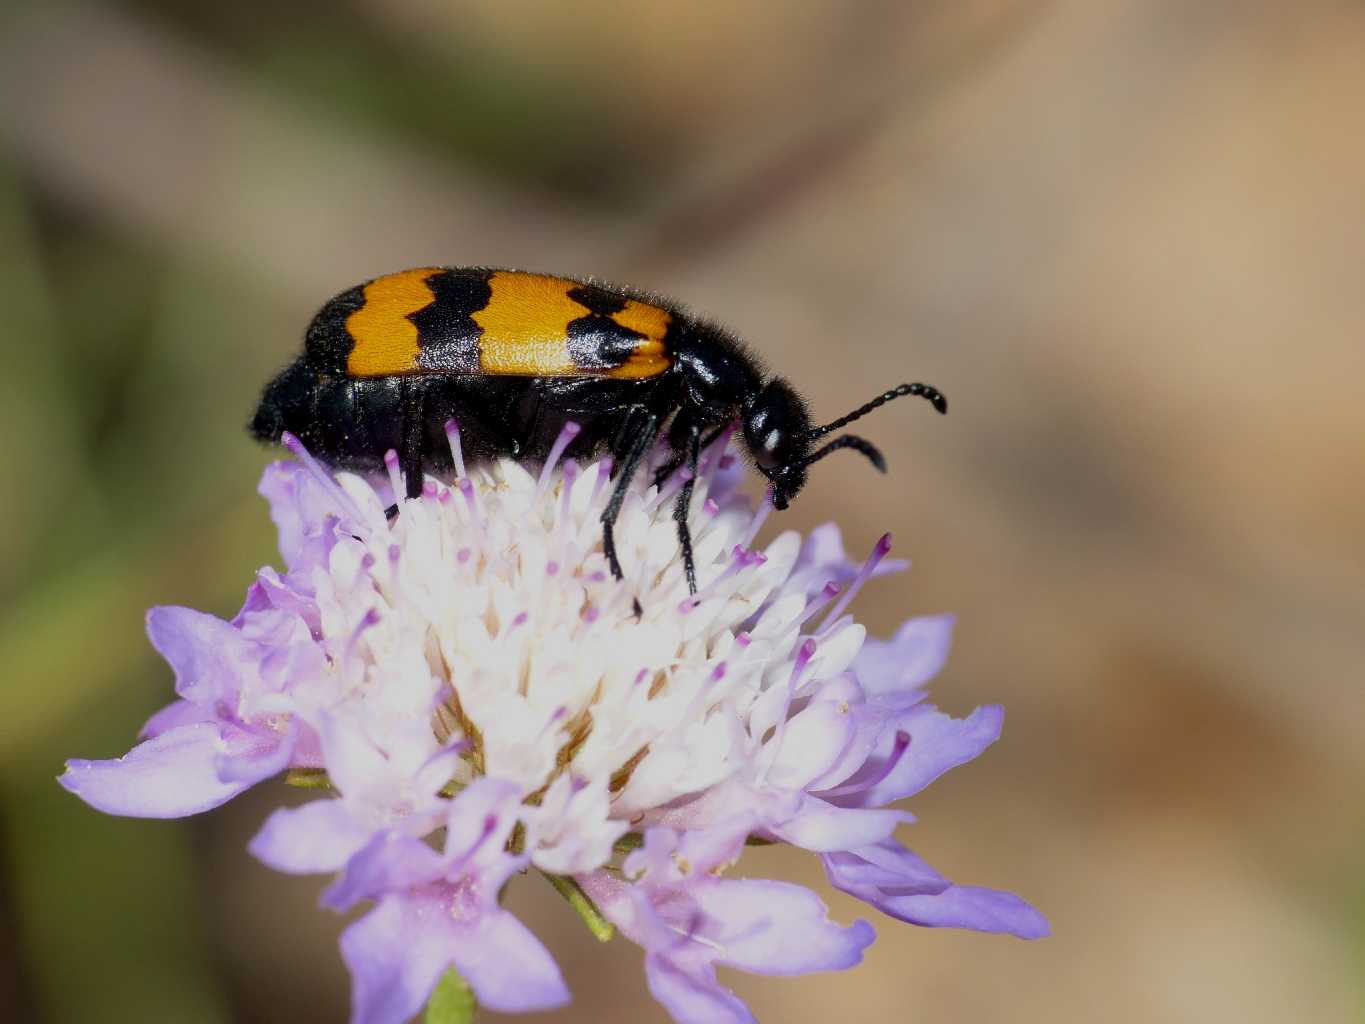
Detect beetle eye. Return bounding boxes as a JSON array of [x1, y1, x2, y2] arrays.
[[745, 420, 783, 470]]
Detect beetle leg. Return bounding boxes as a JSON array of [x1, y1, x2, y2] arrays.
[[671, 421, 702, 594], [400, 379, 427, 499], [652, 420, 730, 489], [384, 380, 427, 520], [601, 409, 660, 596]]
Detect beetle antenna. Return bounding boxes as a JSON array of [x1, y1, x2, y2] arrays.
[[800, 434, 887, 472], [807, 382, 946, 439]]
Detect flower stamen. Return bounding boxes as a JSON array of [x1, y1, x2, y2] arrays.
[[444, 418, 466, 478], [818, 532, 893, 634], [536, 422, 582, 498]]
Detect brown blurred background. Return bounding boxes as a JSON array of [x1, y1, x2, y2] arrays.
[[1, 0, 1362, 1021]]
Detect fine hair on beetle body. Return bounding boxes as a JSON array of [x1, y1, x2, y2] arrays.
[[252, 267, 946, 599]]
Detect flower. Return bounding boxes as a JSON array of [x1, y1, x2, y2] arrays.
[[61, 422, 1047, 1024]]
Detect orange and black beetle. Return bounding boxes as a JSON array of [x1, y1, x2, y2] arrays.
[[252, 267, 945, 592]]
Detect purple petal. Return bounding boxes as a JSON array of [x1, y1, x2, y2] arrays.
[[344, 886, 569, 1023], [235, 566, 320, 634], [845, 704, 1004, 808], [441, 777, 525, 860], [446, 903, 571, 1013], [769, 799, 911, 852], [871, 884, 1050, 939], [59, 723, 253, 818], [140, 698, 214, 739], [314, 712, 390, 799], [341, 895, 462, 1024], [323, 832, 446, 912], [855, 614, 955, 699], [625, 819, 754, 887], [258, 460, 338, 567], [819, 841, 950, 895], [694, 879, 876, 976], [822, 840, 949, 898], [765, 699, 858, 790], [146, 605, 252, 706], [646, 954, 756, 1024], [248, 800, 375, 875], [215, 722, 294, 784]]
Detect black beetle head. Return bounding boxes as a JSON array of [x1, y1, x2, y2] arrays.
[[742, 379, 812, 507], [742, 379, 948, 510]]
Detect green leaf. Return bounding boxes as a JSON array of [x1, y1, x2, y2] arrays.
[[542, 871, 615, 942], [423, 967, 476, 1024]]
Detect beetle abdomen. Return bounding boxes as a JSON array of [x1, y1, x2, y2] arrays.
[[307, 268, 674, 382]]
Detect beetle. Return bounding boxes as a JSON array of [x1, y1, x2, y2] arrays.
[[251, 267, 945, 594]]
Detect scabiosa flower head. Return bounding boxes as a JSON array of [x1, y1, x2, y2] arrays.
[[62, 423, 1047, 1024]]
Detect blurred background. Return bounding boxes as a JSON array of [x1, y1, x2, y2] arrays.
[[1, 0, 1362, 1020]]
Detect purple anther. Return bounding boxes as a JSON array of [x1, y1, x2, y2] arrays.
[[819, 533, 892, 633], [699, 423, 737, 477], [344, 606, 382, 660], [762, 637, 820, 772], [797, 582, 842, 627], [537, 422, 583, 497], [679, 548, 749, 613], [556, 461, 580, 533], [383, 449, 403, 506], [444, 419, 466, 478], [280, 431, 364, 522], [590, 457, 613, 507], [457, 477, 481, 525], [819, 730, 912, 799], [648, 464, 693, 511], [742, 492, 774, 546]]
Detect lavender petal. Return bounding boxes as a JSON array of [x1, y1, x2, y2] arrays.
[[694, 878, 876, 975], [146, 605, 251, 705], [248, 799, 375, 875], [854, 614, 955, 699], [645, 954, 756, 1024], [872, 884, 1050, 939], [847, 704, 1004, 808], [59, 723, 253, 818]]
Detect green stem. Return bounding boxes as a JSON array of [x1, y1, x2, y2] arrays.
[[284, 768, 333, 790], [424, 967, 476, 1024], [542, 871, 615, 942]]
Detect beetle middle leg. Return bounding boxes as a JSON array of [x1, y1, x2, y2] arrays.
[[652, 420, 730, 489], [601, 408, 661, 602]]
